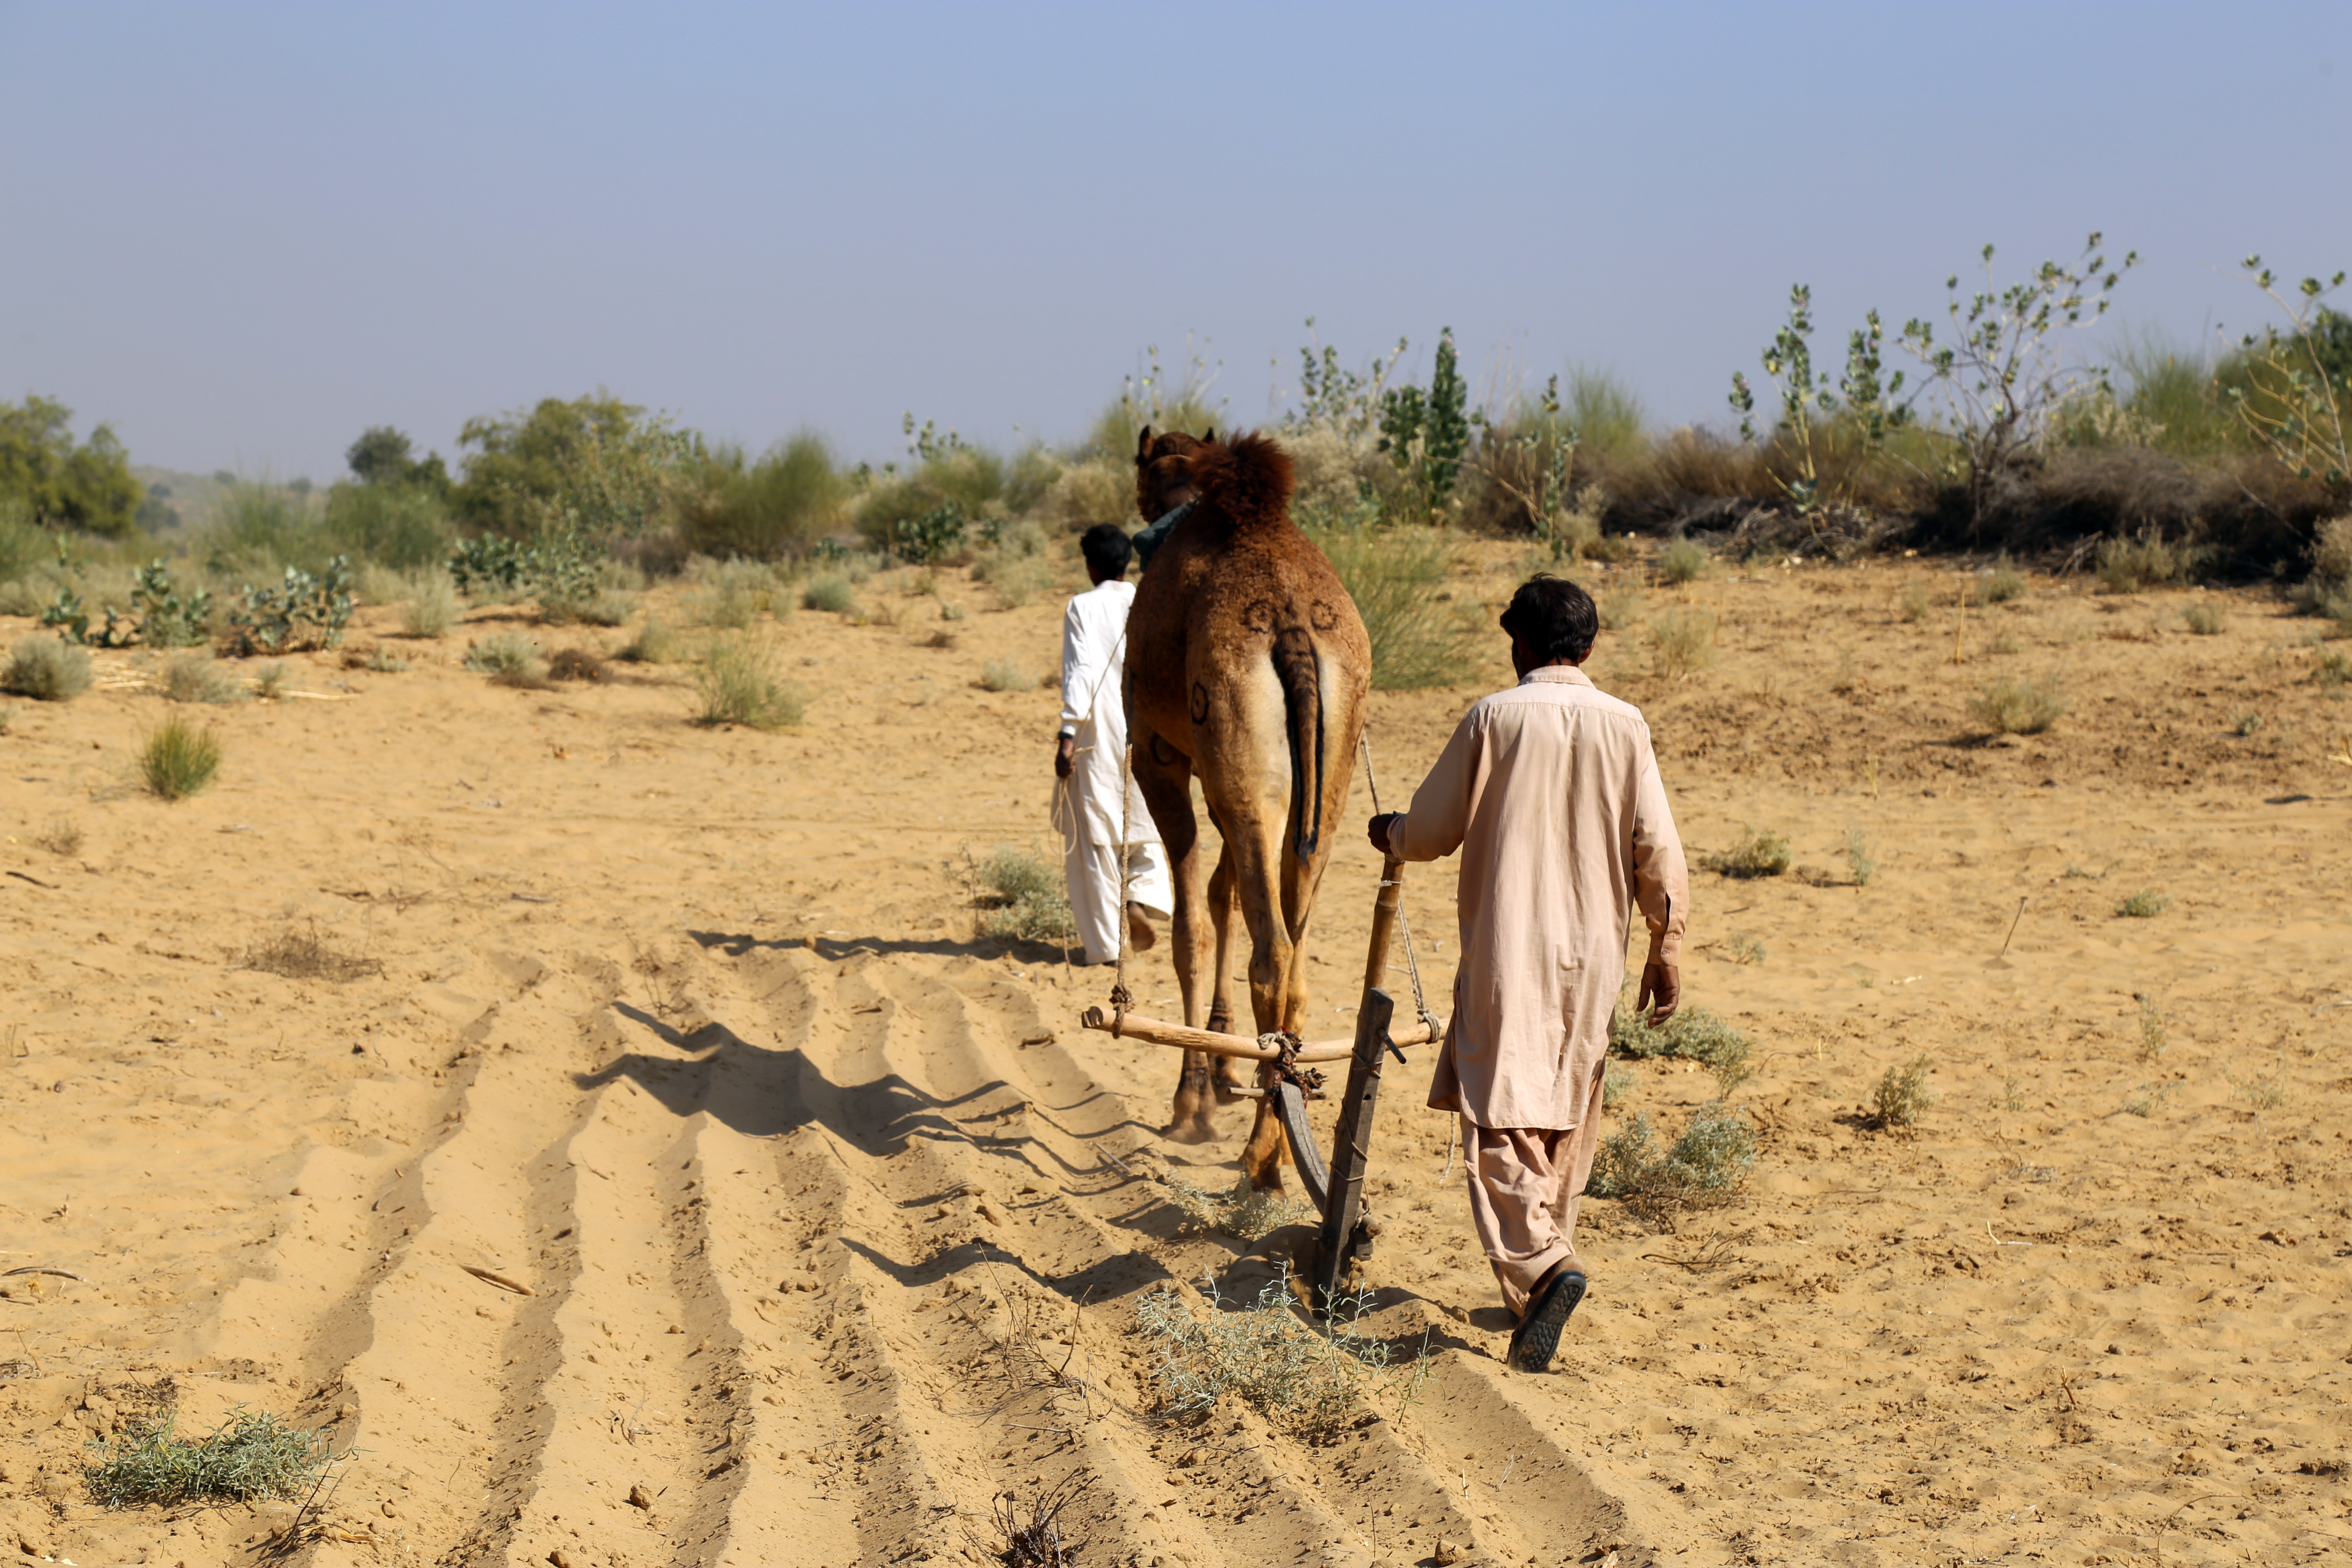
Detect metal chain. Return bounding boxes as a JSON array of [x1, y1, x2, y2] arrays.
[[1359, 732, 1442, 1040]]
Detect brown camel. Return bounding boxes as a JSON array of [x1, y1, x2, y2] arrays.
[[1123, 426, 1372, 1189]]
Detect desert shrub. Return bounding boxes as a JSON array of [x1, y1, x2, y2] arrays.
[[2310, 515, 2352, 598], [199, 479, 327, 576], [254, 662, 289, 699], [1659, 538, 1710, 582], [2115, 888, 2169, 918], [686, 557, 784, 627], [160, 652, 245, 705], [1976, 555, 2027, 604], [1704, 825, 1791, 879], [976, 545, 1055, 609], [2317, 646, 2351, 693], [1161, 1174, 1312, 1241], [140, 717, 222, 800], [3, 635, 93, 700], [802, 572, 854, 613], [1971, 673, 2069, 734], [1596, 584, 1645, 631], [679, 432, 843, 560], [85, 1406, 335, 1509], [1648, 606, 1716, 681], [2226, 1066, 2287, 1111], [2096, 532, 2198, 593], [2233, 708, 2264, 735], [1899, 578, 1932, 622], [1725, 931, 1767, 965], [1869, 1056, 1936, 1133], [1587, 1102, 1755, 1221], [1845, 827, 1877, 887], [547, 647, 604, 681], [2180, 600, 2224, 635], [1312, 525, 1471, 690], [399, 569, 459, 637], [616, 615, 681, 664], [1134, 1267, 1424, 1444], [980, 658, 1036, 693], [321, 479, 454, 569], [242, 921, 383, 981], [973, 845, 1071, 942], [1610, 1005, 1750, 1093], [464, 631, 545, 683], [1602, 1063, 1635, 1109], [1041, 458, 1136, 531], [365, 646, 409, 672], [693, 633, 805, 729], [2136, 995, 2167, 1060], [224, 557, 354, 655]]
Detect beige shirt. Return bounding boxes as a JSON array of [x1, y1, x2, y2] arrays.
[[1389, 665, 1688, 1130]]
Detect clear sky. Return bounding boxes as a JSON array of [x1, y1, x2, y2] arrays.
[[3, 2, 2349, 481]]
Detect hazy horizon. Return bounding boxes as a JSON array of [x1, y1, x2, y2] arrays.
[[5, 2, 2349, 482]]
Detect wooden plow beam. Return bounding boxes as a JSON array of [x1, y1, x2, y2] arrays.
[[1081, 853, 1443, 1314]]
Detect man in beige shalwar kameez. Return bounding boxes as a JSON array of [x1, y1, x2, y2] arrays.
[[1369, 575, 1688, 1374]]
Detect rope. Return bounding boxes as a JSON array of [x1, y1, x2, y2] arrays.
[[1358, 732, 1442, 1042]]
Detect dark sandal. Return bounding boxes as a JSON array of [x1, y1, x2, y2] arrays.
[[1507, 1266, 1587, 1374]]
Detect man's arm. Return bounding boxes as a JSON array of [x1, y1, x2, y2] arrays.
[[1054, 598, 1095, 779], [1629, 733, 1689, 1022], [1368, 709, 1480, 862]]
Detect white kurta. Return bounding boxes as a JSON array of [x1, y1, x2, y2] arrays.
[[1057, 579, 1172, 964]]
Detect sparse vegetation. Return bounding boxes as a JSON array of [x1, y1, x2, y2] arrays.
[[1972, 673, 2069, 734], [1161, 1174, 1312, 1241], [2121, 1082, 2174, 1118], [1704, 825, 1792, 879], [2115, 888, 2169, 918], [802, 572, 854, 613], [1602, 1063, 1635, 1109], [465, 631, 545, 683], [692, 633, 805, 729], [1976, 555, 2027, 604], [3, 635, 93, 701], [980, 658, 1037, 693], [2180, 600, 2224, 635], [1586, 1102, 1756, 1223], [32, 819, 83, 856], [254, 662, 290, 699], [972, 845, 1072, 943], [1597, 583, 1646, 631], [1648, 606, 1717, 680], [1869, 1055, 1937, 1133], [366, 645, 410, 673], [2136, 994, 2167, 1060], [2233, 708, 2264, 735], [1725, 930, 1767, 965], [1844, 826, 1877, 886], [160, 652, 244, 705], [1899, 578, 1932, 623], [242, 922, 384, 982], [617, 615, 682, 664], [2227, 1066, 2287, 1111], [1611, 1005, 1751, 1094], [1659, 538, 1710, 582], [85, 1406, 337, 1509], [2097, 533, 2197, 594], [1135, 1267, 1428, 1444], [138, 717, 222, 800], [1312, 523, 1472, 689], [548, 646, 603, 682]]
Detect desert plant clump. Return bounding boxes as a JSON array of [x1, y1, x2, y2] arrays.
[[616, 615, 681, 664], [692, 633, 805, 729], [85, 1406, 336, 1509], [2096, 533, 2196, 594], [138, 717, 222, 800], [225, 557, 355, 655], [1648, 606, 1717, 681], [2233, 708, 2264, 735], [1869, 1055, 1937, 1133], [802, 571, 854, 613], [2115, 888, 2169, 918], [160, 652, 245, 706], [365, 646, 410, 673], [1597, 584, 1646, 631], [2319, 646, 2352, 695], [254, 662, 290, 700], [32, 819, 83, 856], [1610, 1005, 1752, 1093], [399, 570, 459, 637], [2135, 994, 2167, 1060], [1898, 578, 1932, 623], [3, 635, 94, 701], [242, 922, 384, 982], [1602, 1063, 1636, 1109], [1976, 555, 2027, 604], [1310, 522, 1472, 690], [1971, 674, 2069, 734], [971, 845, 1072, 943], [980, 658, 1038, 694], [2180, 600, 2225, 636], [985, 1474, 1092, 1568], [2227, 1066, 2288, 1111], [1844, 827, 1878, 886], [547, 647, 605, 682], [1134, 1266, 1427, 1445], [464, 631, 546, 683], [1161, 1174, 1312, 1242], [1726, 931, 1767, 965], [1703, 825, 1792, 879], [1586, 1102, 1756, 1223]]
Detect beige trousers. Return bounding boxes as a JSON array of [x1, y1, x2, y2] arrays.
[[1461, 1057, 1608, 1319]]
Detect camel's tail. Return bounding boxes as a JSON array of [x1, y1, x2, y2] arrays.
[[1185, 430, 1295, 527], [1271, 627, 1324, 859]]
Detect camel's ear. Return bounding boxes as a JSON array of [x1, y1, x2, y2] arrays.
[[1136, 426, 1154, 466]]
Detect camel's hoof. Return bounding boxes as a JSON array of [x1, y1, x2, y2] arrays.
[[1160, 1117, 1219, 1145]]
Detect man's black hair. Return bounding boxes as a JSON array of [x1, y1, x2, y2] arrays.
[[1080, 522, 1133, 581], [1499, 573, 1598, 664]]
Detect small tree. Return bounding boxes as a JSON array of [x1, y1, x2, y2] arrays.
[[1898, 233, 2137, 531], [2221, 258, 2351, 493], [1730, 288, 1911, 514], [1374, 327, 1472, 517], [0, 395, 142, 536]]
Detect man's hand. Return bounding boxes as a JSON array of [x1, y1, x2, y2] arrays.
[[1637, 960, 1681, 1025], [1054, 735, 1075, 780], [1366, 812, 1401, 856]]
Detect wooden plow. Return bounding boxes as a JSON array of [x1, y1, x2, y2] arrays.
[[1082, 852, 1443, 1314]]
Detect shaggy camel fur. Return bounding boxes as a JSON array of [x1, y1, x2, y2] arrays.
[[1124, 427, 1372, 1188]]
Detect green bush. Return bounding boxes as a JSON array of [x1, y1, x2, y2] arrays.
[[2115, 888, 2169, 918], [973, 845, 1071, 942], [0, 395, 142, 536], [140, 716, 222, 799], [1610, 1005, 1751, 1093], [1869, 1056, 1936, 1132], [225, 557, 354, 655], [693, 633, 805, 729], [1971, 673, 2069, 734], [85, 1407, 334, 1508], [1703, 825, 1791, 879], [802, 572, 854, 613], [1586, 1102, 1756, 1219], [680, 432, 843, 560], [1659, 538, 1710, 582], [2, 635, 92, 701], [1312, 525, 1471, 691], [322, 480, 455, 569], [2097, 532, 2198, 593]]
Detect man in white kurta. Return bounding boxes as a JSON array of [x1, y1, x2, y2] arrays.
[[1054, 524, 1174, 966], [1370, 574, 1688, 1374]]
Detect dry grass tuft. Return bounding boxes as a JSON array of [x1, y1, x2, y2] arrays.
[[1161, 1174, 1313, 1241], [986, 1473, 1093, 1568], [1703, 825, 1792, 879], [971, 845, 1071, 943], [547, 647, 606, 682], [2180, 600, 2225, 636], [140, 717, 222, 800], [1972, 674, 2069, 734], [1976, 554, 2027, 604], [1870, 1055, 1937, 1133], [1648, 606, 1717, 680], [980, 658, 1039, 693], [2115, 888, 2169, 919], [1659, 538, 1710, 582], [242, 921, 384, 982], [465, 631, 547, 685], [2097, 532, 2199, 593], [32, 819, 83, 856], [85, 1406, 336, 1509], [693, 633, 805, 729], [3, 635, 93, 702], [616, 616, 681, 664], [161, 652, 246, 705]]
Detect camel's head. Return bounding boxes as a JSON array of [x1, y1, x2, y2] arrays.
[[1135, 425, 1214, 522]]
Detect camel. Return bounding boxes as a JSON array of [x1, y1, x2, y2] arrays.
[[1123, 426, 1372, 1189]]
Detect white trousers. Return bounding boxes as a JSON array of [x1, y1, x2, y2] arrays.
[[1063, 827, 1173, 966]]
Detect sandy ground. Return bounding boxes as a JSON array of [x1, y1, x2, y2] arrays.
[[1, 543, 2348, 1568]]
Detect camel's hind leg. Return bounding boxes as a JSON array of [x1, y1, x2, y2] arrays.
[[1132, 720, 1220, 1143], [1205, 845, 1248, 1101]]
